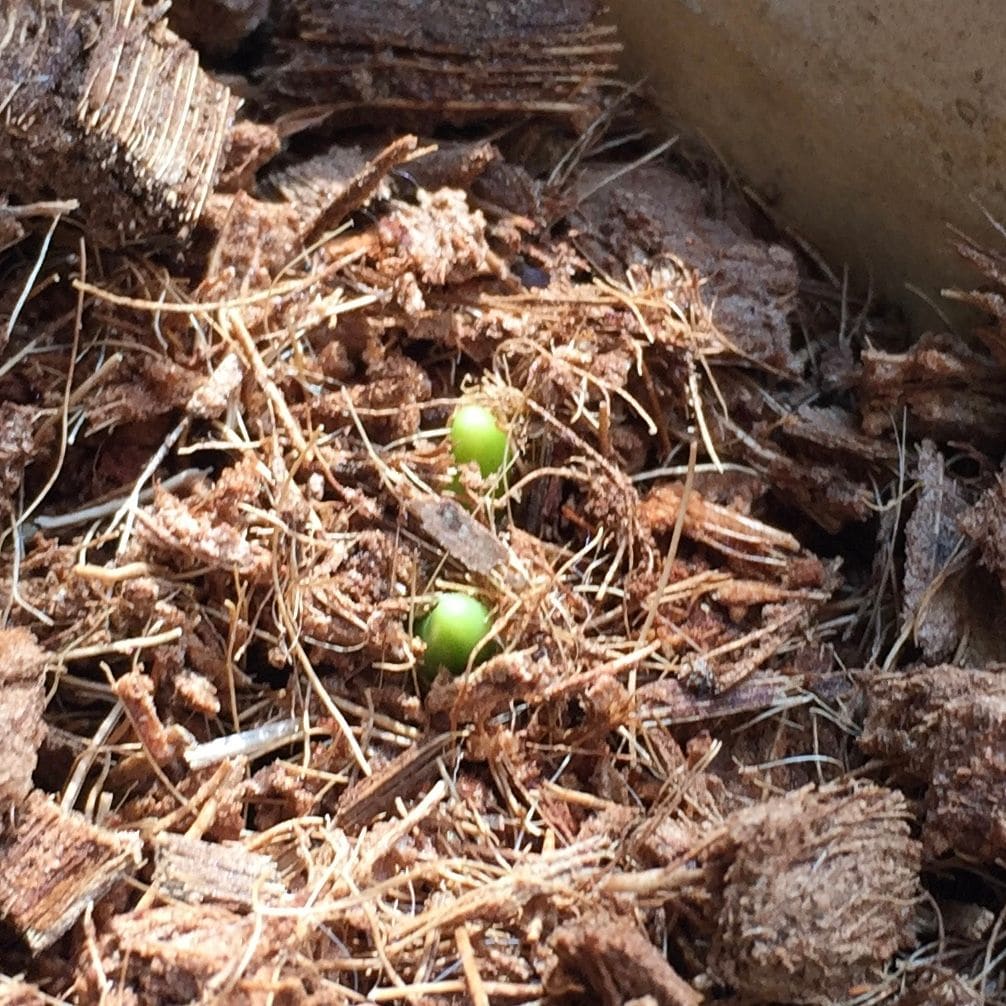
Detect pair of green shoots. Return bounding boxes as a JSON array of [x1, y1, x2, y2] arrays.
[[417, 404, 507, 678]]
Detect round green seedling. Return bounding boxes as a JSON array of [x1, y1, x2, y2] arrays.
[[417, 593, 493, 677], [450, 404, 508, 479]]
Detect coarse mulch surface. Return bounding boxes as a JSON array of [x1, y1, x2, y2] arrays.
[[1, 2, 1005, 1004]]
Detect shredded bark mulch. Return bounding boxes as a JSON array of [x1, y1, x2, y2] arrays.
[[2, 1, 1006, 1003]]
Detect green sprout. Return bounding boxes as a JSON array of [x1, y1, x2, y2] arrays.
[[450, 404, 508, 479], [417, 592, 493, 677]]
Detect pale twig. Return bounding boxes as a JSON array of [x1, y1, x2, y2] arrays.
[[60, 702, 125, 813], [365, 980, 542, 1002], [687, 354, 723, 472], [454, 925, 490, 1006], [639, 438, 698, 644], [110, 414, 190, 555], [59, 627, 183, 663], [4, 213, 62, 347], [36, 467, 207, 530], [0, 198, 78, 218], [72, 273, 321, 315], [184, 718, 303, 770], [9, 227, 81, 624], [73, 562, 152, 584], [569, 136, 678, 211]]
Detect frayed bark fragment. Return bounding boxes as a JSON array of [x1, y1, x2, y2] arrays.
[[0, 792, 142, 951], [0, 0, 236, 243]]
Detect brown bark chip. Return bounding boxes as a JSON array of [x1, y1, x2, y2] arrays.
[[859, 666, 1006, 772], [901, 442, 969, 662], [572, 164, 800, 374], [76, 903, 299, 1006], [133, 490, 272, 581], [708, 783, 920, 1004], [152, 833, 286, 910], [0, 0, 236, 244], [859, 333, 1006, 446], [269, 0, 616, 129], [0, 792, 142, 952], [961, 475, 1006, 594], [924, 693, 1006, 859], [408, 495, 509, 578], [861, 666, 1006, 860], [861, 667, 1001, 768], [0, 405, 42, 522], [0, 629, 46, 810], [891, 968, 986, 1005], [549, 916, 702, 1006]]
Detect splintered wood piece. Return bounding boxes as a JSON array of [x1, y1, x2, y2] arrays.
[[299, 134, 419, 245], [637, 670, 853, 726], [550, 914, 701, 1006], [335, 731, 458, 829], [408, 495, 509, 577], [0, 792, 142, 951], [269, 0, 617, 130], [860, 333, 1006, 445], [0, 629, 47, 810], [77, 903, 293, 1005], [948, 235, 1006, 368], [152, 833, 286, 909], [0, 0, 237, 244], [639, 481, 802, 561]]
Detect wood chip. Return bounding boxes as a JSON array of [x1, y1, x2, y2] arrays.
[[152, 833, 286, 909], [860, 333, 1006, 445], [408, 495, 509, 578], [861, 666, 1006, 861], [0, 791, 142, 951], [0, 629, 47, 810], [0, 0, 236, 243], [78, 903, 297, 1005], [300, 134, 419, 245], [269, 0, 617, 130], [549, 913, 702, 1006], [335, 731, 458, 830]]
